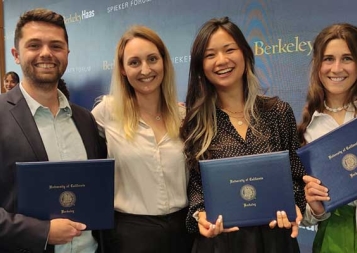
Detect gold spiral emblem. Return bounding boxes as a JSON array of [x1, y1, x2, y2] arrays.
[[59, 191, 76, 208], [240, 184, 256, 201], [342, 153, 357, 171]]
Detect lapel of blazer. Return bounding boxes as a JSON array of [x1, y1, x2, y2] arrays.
[[71, 104, 95, 159], [7, 86, 48, 161]]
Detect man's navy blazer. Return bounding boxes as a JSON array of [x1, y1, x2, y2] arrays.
[[0, 85, 107, 253]]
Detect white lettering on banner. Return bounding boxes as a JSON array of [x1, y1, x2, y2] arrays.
[[64, 10, 95, 24], [107, 2, 129, 12], [172, 55, 191, 64], [82, 10, 95, 19], [130, 0, 152, 6], [103, 60, 115, 71], [67, 66, 92, 73], [107, 0, 152, 13], [299, 225, 318, 231]]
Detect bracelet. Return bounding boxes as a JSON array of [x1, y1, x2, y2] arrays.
[[311, 209, 326, 218]]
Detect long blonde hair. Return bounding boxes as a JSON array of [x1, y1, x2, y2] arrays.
[[109, 25, 181, 140]]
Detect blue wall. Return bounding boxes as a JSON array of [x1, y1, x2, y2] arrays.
[[4, 0, 357, 251]]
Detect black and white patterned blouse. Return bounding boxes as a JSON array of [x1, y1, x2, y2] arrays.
[[186, 98, 306, 233]]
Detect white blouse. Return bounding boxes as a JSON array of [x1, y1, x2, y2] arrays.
[[92, 98, 188, 215]]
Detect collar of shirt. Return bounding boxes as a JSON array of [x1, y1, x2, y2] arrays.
[[19, 82, 72, 117], [306, 110, 325, 129], [306, 103, 356, 130]]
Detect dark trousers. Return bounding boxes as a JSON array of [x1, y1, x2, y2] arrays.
[[191, 226, 300, 253], [103, 208, 193, 253]]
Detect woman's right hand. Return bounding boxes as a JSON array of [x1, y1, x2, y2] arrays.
[[197, 211, 239, 238], [303, 175, 330, 216]]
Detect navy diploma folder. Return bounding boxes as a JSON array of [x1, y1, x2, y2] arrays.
[[16, 159, 115, 230], [199, 151, 296, 228], [297, 117, 357, 212]]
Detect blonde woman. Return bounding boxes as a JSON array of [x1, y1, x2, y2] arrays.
[[92, 26, 192, 252]]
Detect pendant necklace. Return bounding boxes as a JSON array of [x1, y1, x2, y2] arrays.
[[228, 115, 245, 126], [221, 108, 245, 126], [323, 100, 350, 113], [141, 110, 162, 121]]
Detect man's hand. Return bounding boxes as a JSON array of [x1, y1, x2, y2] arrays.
[[48, 218, 86, 245]]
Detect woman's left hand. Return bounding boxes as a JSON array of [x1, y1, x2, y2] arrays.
[[269, 205, 302, 238], [197, 212, 239, 238]]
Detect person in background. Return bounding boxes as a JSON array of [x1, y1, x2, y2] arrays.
[[298, 23, 357, 253], [0, 8, 106, 253], [180, 16, 305, 253], [3, 71, 20, 92], [91, 25, 192, 253]]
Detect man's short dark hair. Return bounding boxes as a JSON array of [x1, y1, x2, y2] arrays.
[[14, 8, 68, 49]]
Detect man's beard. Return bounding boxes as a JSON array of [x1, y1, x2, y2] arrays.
[[22, 65, 64, 91]]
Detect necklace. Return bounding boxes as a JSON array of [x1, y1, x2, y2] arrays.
[[222, 108, 243, 114], [228, 115, 245, 126], [141, 110, 162, 121], [323, 100, 350, 113]]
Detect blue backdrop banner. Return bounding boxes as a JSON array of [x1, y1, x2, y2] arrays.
[[4, 1, 357, 252]]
